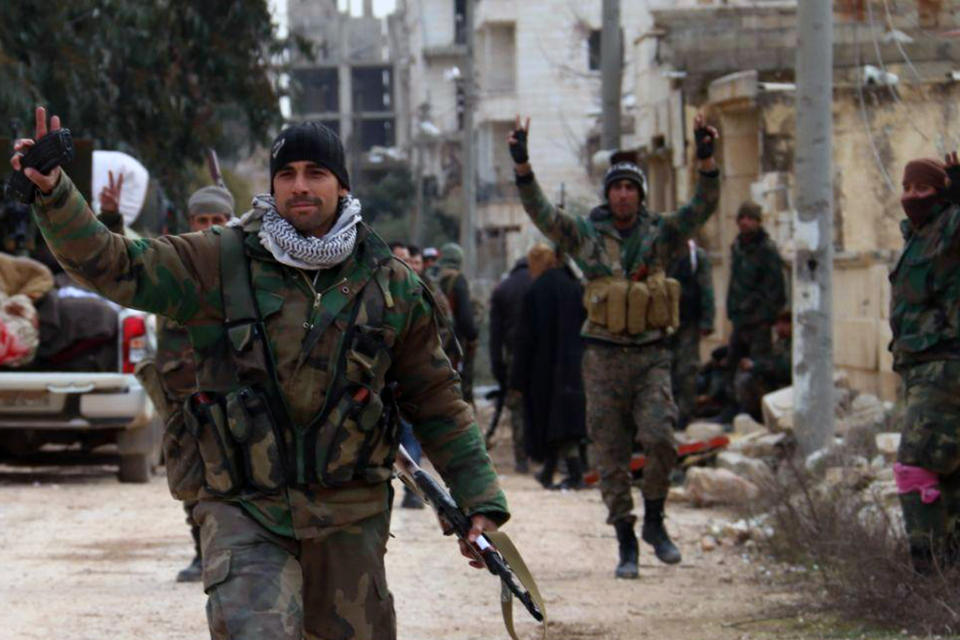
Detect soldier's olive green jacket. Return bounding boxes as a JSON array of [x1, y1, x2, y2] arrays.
[[33, 173, 507, 539], [726, 228, 786, 328], [515, 170, 720, 346], [889, 202, 960, 371], [154, 317, 197, 401]]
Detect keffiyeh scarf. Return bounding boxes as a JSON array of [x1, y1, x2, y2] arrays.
[[232, 194, 362, 270]]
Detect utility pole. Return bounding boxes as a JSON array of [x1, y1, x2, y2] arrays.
[[794, 0, 835, 454], [458, 0, 477, 277], [601, 0, 622, 150]]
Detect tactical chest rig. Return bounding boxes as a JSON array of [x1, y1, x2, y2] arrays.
[[164, 226, 400, 502], [582, 231, 681, 337]]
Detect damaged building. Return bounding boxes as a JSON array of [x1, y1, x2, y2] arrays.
[[632, 0, 960, 399]]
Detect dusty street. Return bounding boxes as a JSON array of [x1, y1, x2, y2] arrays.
[[0, 429, 800, 640]]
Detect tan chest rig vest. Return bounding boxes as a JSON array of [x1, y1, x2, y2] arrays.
[[582, 233, 681, 336], [164, 227, 403, 501]]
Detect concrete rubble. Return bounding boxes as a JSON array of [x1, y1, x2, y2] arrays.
[[672, 376, 903, 547]]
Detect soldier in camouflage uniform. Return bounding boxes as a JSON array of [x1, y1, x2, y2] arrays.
[[509, 114, 720, 578], [725, 201, 786, 382], [667, 239, 715, 429], [734, 309, 791, 422], [437, 242, 479, 403], [131, 184, 236, 582], [13, 108, 507, 639], [890, 156, 960, 575]]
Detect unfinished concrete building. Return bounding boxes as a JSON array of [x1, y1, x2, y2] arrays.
[[286, 0, 410, 187], [633, 0, 960, 398]]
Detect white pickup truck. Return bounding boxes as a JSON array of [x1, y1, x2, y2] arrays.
[[0, 305, 161, 482]]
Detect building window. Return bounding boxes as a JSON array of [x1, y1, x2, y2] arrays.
[[291, 68, 339, 114], [359, 118, 395, 150], [352, 67, 393, 112], [587, 28, 623, 72], [588, 30, 601, 71], [485, 23, 516, 93], [454, 0, 467, 45]]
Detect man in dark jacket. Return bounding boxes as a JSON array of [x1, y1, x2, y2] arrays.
[[510, 244, 587, 489], [667, 239, 715, 429], [489, 257, 532, 472], [726, 201, 786, 395]]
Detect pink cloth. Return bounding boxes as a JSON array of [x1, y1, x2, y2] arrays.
[[894, 462, 941, 504]]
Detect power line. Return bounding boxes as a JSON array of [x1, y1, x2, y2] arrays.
[[864, 0, 944, 155], [854, 22, 898, 194]]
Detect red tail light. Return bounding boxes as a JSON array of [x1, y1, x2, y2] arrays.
[[122, 316, 147, 373]]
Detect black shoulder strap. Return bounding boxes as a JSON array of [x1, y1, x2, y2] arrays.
[[218, 227, 293, 427]]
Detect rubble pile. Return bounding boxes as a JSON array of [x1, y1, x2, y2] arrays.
[[671, 376, 903, 549]]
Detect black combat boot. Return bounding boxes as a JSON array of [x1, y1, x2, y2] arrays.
[[176, 524, 203, 583], [536, 454, 558, 489], [641, 498, 682, 565], [614, 519, 639, 579], [556, 456, 585, 490]]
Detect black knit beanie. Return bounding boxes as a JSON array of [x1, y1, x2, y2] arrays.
[[603, 150, 646, 200], [269, 121, 350, 192]]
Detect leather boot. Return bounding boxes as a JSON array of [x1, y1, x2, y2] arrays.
[[536, 453, 558, 489], [641, 498, 682, 565], [176, 524, 203, 583], [556, 456, 586, 490], [614, 519, 639, 579]]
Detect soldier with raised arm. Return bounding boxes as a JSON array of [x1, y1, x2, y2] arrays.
[[509, 114, 720, 579], [12, 107, 507, 640]]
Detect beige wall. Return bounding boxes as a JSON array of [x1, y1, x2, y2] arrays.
[[689, 79, 960, 400]]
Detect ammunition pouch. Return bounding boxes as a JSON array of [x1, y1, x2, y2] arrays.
[[179, 385, 287, 498], [310, 323, 398, 487], [584, 272, 681, 335]]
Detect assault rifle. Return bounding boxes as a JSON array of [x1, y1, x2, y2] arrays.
[[205, 147, 226, 189], [394, 445, 546, 638]]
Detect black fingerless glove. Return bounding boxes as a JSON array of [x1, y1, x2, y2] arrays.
[[694, 126, 714, 160], [945, 164, 960, 204], [509, 129, 529, 165]]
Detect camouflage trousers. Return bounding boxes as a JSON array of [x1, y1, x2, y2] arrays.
[[505, 390, 527, 465], [583, 342, 678, 525], [193, 500, 395, 640], [897, 360, 960, 568], [670, 325, 701, 428]]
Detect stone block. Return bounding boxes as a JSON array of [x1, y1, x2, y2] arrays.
[[875, 432, 901, 462], [685, 467, 759, 507], [733, 413, 767, 436], [716, 451, 774, 485], [682, 421, 726, 442]]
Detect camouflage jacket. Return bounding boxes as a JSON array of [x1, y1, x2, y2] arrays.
[[726, 228, 786, 327], [32, 173, 507, 539], [154, 317, 197, 402], [889, 203, 960, 371], [516, 170, 720, 345]]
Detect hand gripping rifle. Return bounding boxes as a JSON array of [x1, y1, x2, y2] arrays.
[[394, 445, 547, 639]]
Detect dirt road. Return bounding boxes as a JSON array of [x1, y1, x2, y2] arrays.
[[0, 437, 796, 640]]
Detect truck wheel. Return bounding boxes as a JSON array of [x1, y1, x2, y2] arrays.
[[118, 453, 151, 483]]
